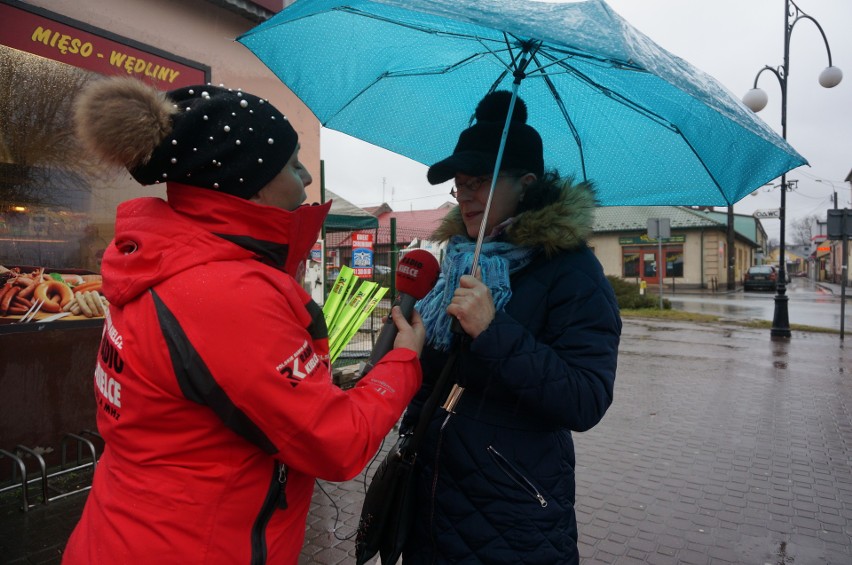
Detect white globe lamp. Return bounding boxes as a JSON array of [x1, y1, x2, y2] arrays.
[[818, 66, 843, 88], [742, 88, 768, 112]]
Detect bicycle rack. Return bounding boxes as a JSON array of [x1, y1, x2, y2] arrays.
[[0, 449, 32, 512], [0, 430, 103, 512], [50, 431, 101, 502]]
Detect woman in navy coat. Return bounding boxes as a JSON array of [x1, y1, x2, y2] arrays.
[[402, 91, 622, 564]]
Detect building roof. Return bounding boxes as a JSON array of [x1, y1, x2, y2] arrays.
[[593, 206, 762, 246], [363, 203, 392, 216], [328, 200, 767, 247], [692, 209, 764, 245], [374, 207, 450, 240], [324, 189, 378, 230], [593, 206, 720, 231]]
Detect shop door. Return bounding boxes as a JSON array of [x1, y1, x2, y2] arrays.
[[642, 251, 660, 284]]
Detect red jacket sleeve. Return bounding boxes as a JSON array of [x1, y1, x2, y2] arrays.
[[164, 264, 422, 481]]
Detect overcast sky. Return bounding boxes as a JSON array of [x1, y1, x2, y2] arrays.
[[319, 0, 852, 242]]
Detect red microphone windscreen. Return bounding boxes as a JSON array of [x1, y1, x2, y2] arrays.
[[396, 249, 441, 299]]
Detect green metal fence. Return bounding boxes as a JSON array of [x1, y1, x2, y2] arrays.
[[322, 219, 432, 363]]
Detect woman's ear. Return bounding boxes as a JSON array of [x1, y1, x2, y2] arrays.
[[520, 172, 537, 189], [519, 172, 537, 201]]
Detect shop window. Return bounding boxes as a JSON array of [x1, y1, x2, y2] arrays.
[[665, 250, 684, 277], [623, 252, 639, 277], [1, 46, 146, 324], [2, 45, 103, 271]]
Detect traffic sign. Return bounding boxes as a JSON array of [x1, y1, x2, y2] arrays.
[[753, 209, 781, 219], [647, 218, 670, 240], [827, 209, 852, 239]]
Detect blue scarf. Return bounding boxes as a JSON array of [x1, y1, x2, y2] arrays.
[[416, 235, 538, 351]]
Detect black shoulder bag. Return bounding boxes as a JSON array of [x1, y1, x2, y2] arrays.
[[354, 349, 458, 565]]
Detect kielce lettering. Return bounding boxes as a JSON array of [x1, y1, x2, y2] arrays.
[[94, 363, 121, 408], [276, 341, 320, 387], [104, 308, 123, 350], [397, 263, 422, 277], [95, 310, 125, 419]]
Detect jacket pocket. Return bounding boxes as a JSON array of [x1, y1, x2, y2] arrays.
[[486, 445, 548, 508]]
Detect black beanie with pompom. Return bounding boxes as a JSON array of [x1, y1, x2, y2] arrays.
[[73, 77, 298, 199], [426, 91, 544, 185]]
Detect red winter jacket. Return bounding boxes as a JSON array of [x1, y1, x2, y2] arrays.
[[63, 184, 421, 564]]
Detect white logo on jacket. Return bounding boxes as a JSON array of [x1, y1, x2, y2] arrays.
[[276, 340, 321, 387]]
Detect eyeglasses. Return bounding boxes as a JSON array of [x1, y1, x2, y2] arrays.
[[449, 172, 526, 199], [449, 176, 492, 199]]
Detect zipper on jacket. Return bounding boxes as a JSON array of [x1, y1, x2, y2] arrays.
[[277, 461, 289, 509], [250, 461, 287, 565], [486, 445, 548, 508]]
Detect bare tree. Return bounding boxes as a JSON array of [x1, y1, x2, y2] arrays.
[[0, 45, 105, 209], [789, 214, 820, 247]]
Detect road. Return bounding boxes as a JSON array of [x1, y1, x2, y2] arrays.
[[665, 278, 849, 331]]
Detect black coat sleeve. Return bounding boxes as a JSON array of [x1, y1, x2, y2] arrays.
[[466, 254, 621, 431]]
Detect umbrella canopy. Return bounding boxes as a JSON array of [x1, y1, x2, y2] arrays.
[[238, 0, 805, 206]]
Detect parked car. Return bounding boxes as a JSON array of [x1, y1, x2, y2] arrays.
[[743, 265, 777, 291]]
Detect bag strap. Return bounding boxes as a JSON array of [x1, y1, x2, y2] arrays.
[[404, 345, 460, 455]]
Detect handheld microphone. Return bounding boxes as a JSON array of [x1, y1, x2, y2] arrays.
[[360, 249, 440, 377]]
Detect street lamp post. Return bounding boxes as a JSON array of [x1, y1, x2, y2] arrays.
[[742, 0, 842, 339], [727, 205, 736, 290], [846, 170, 852, 209]]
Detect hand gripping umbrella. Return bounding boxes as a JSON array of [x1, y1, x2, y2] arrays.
[[238, 0, 805, 271]]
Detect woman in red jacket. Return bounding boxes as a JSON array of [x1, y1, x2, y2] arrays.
[[63, 77, 424, 564]]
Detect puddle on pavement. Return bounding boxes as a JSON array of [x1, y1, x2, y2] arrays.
[[775, 540, 794, 564], [643, 325, 680, 332], [771, 342, 789, 357], [734, 535, 831, 564], [771, 341, 789, 369]]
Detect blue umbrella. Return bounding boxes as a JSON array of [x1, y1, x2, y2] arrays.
[[238, 0, 805, 208]]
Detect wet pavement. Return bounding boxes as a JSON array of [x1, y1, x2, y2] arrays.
[[2, 317, 851, 564], [665, 278, 850, 331]]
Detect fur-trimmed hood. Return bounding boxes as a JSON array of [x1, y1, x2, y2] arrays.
[[431, 179, 597, 256]]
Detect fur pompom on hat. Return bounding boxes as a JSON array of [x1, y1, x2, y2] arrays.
[[73, 77, 298, 199], [427, 90, 544, 185]]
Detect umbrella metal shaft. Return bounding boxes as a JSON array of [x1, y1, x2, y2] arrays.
[[448, 81, 526, 414], [469, 82, 522, 276]]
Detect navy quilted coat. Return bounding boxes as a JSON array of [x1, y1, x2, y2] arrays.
[[401, 183, 621, 564]]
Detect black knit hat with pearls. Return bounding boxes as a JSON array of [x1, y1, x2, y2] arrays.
[[134, 85, 298, 198], [73, 78, 298, 200]]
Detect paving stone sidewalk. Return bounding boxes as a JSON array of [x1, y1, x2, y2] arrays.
[[2, 318, 850, 564]]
